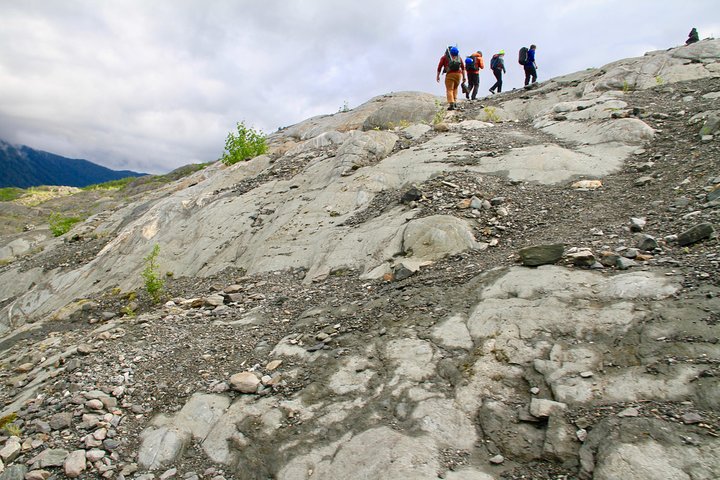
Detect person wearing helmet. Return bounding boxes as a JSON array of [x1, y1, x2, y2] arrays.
[[464, 51, 484, 100], [489, 50, 506, 94], [436, 45, 467, 110]]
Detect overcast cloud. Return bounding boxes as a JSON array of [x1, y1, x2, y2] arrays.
[[0, 0, 718, 174]]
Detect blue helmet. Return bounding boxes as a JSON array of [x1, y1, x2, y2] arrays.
[[465, 57, 474, 65], [450, 46, 459, 56]]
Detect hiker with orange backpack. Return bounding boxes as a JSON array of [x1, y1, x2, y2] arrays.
[[436, 46, 467, 110], [464, 51, 484, 100], [488, 50, 506, 94]]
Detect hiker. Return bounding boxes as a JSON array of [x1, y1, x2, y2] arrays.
[[436, 46, 467, 110], [686, 28, 699, 45], [488, 50, 506, 94], [464, 51, 484, 100], [523, 44, 538, 86]]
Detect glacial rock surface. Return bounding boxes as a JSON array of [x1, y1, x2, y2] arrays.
[[0, 39, 719, 480]]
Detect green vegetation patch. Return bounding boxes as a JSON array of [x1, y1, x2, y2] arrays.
[[220, 121, 268, 166], [142, 244, 165, 303], [0, 187, 25, 202], [82, 176, 138, 191], [49, 213, 82, 237]]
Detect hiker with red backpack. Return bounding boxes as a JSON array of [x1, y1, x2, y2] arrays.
[[464, 51, 484, 100], [488, 50, 506, 94], [520, 44, 538, 86], [436, 46, 467, 110]]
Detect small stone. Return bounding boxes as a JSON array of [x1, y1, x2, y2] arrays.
[[579, 371, 593, 378], [77, 344, 95, 355], [64, 450, 87, 478], [85, 399, 105, 411], [530, 398, 567, 418], [266, 360, 282, 371], [229, 372, 260, 394], [530, 387, 540, 395], [681, 412, 704, 424], [24, 470, 52, 480], [204, 294, 225, 307], [617, 407, 640, 417], [489, 454, 505, 464], [49, 412, 73, 430], [629, 217, 646, 232], [120, 463, 138, 476], [576, 429, 588, 442], [86, 449, 106, 462], [160, 467, 178, 479], [103, 439, 121, 451], [0, 437, 22, 463], [634, 176, 653, 187], [30, 448, 68, 468], [571, 180, 602, 190], [615, 257, 638, 270], [14, 363, 33, 373], [636, 234, 658, 251]]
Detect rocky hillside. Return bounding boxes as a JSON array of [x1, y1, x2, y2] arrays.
[[0, 40, 718, 480]]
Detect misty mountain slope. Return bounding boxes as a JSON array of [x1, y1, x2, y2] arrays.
[[0, 140, 145, 188], [0, 40, 718, 480]]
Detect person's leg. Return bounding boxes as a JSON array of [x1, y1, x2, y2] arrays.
[[469, 73, 479, 99], [449, 73, 461, 104], [490, 69, 500, 93], [444, 75, 454, 104], [531, 66, 537, 83], [524, 65, 531, 86], [496, 71, 503, 92]]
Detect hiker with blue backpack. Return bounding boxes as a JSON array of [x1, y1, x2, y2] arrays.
[[488, 50, 506, 94], [519, 44, 538, 86], [436, 46, 467, 110]]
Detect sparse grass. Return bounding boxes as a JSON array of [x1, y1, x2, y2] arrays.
[[82, 176, 138, 191], [483, 106, 501, 122], [0, 413, 20, 436], [48, 213, 82, 237], [433, 100, 445, 125], [338, 100, 350, 113]]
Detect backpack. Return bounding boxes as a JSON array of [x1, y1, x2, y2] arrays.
[[518, 47, 528, 65], [465, 56, 478, 72], [446, 51, 462, 72], [490, 54, 499, 70]]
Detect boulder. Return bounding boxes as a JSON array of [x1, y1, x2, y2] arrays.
[[677, 222, 715, 246], [402, 215, 480, 260], [519, 244, 564, 266], [362, 92, 439, 130]]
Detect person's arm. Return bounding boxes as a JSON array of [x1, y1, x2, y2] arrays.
[[436, 56, 445, 82]]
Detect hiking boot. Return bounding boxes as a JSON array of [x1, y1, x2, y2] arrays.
[[447, 103, 455, 111], [489, 89, 495, 95]]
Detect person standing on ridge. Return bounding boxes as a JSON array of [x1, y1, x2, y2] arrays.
[[437, 46, 467, 110], [464, 51, 484, 100], [686, 28, 699, 45], [524, 44, 538, 86], [488, 50, 506, 94]]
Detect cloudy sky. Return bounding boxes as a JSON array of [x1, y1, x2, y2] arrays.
[[1, 1, 718, 174]]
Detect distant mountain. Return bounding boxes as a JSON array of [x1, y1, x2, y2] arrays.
[[0, 140, 146, 188]]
